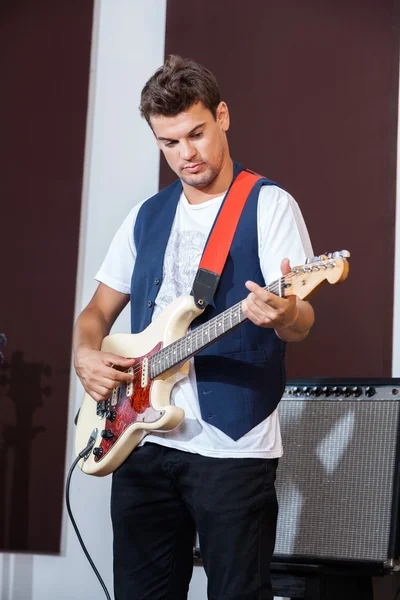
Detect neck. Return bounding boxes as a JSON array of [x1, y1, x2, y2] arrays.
[[183, 157, 234, 205], [150, 274, 289, 379]]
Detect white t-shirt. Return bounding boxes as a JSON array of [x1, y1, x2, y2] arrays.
[[96, 185, 313, 459]]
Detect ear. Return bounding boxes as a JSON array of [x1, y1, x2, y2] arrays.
[[216, 101, 230, 132]]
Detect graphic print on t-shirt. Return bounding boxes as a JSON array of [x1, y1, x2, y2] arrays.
[[152, 229, 207, 320]]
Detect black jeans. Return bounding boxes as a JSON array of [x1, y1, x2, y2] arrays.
[[111, 443, 279, 600]]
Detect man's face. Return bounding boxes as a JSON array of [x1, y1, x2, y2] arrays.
[[150, 101, 230, 189]]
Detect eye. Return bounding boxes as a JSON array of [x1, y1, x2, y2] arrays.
[[191, 132, 203, 139], [165, 141, 177, 148]]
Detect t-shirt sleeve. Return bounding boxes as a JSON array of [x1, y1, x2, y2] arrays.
[[95, 202, 144, 294], [257, 185, 314, 284]]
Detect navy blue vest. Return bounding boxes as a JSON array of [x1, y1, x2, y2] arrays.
[[130, 162, 286, 440]]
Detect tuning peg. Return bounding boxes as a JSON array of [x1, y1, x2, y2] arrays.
[[335, 250, 350, 258]]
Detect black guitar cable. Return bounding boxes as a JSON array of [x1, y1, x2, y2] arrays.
[[65, 439, 112, 600]]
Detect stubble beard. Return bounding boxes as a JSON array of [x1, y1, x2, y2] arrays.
[[180, 148, 226, 189], [180, 164, 218, 188]]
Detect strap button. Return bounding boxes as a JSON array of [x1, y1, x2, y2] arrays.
[[147, 300, 153, 308], [154, 278, 160, 285]]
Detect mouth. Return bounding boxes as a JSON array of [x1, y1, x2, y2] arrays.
[[183, 162, 204, 174]]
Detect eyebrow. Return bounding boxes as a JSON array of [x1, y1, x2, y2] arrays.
[[157, 122, 206, 142]]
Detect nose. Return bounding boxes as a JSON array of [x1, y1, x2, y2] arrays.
[[180, 140, 196, 162]]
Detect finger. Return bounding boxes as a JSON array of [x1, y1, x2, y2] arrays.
[[245, 280, 264, 294], [245, 283, 287, 311], [103, 353, 136, 367], [280, 257, 291, 275], [243, 293, 297, 327], [242, 298, 275, 327], [89, 384, 114, 403], [102, 365, 135, 385]]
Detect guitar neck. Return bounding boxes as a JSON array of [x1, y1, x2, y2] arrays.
[[150, 276, 289, 379]]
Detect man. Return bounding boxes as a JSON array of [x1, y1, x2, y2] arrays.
[[73, 55, 314, 600]]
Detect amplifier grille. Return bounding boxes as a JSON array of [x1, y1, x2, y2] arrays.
[[275, 393, 400, 564]]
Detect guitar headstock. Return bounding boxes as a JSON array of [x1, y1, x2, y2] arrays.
[[286, 250, 350, 300]]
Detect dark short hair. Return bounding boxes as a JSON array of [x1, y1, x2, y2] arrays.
[[140, 55, 221, 123]]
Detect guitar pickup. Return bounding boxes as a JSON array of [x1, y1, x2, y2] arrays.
[[111, 386, 119, 406], [126, 367, 134, 398], [141, 357, 149, 388]]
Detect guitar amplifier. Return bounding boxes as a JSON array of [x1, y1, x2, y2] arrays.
[[274, 379, 400, 571]]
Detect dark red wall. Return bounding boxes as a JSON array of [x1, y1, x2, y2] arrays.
[[0, 1, 93, 552], [162, 0, 399, 378]]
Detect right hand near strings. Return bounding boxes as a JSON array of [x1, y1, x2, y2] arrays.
[[74, 348, 136, 402]]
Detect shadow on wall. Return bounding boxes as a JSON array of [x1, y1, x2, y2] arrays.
[[0, 351, 51, 551]]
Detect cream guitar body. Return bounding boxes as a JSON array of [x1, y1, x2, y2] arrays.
[[75, 295, 203, 476], [75, 251, 350, 477]]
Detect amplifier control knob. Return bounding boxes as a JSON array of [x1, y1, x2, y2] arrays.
[[311, 386, 322, 397], [352, 386, 362, 397], [342, 387, 352, 397], [101, 429, 115, 440], [322, 386, 332, 397], [302, 386, 311, 396], [332, 386, 343, 397], [292, 386, 299, 396], [365, 386, 376, 397]]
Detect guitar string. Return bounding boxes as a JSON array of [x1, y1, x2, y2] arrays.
[[106, 271, 302, 387], [97, 261, 337, 407], [110, 265, 332, 384], [107, 261, 336, 390]]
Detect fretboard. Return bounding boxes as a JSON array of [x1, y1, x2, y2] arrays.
[[150, 275, 288, 379]]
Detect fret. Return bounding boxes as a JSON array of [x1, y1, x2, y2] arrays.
[[203, 323, 210, 345], [176, 340, 182, 363], [185, 334, 191, 357], [153, 292, 257, 378], [214, 316, 219, 338], [194, 329, 200, 351], [232, 304, 240, 327], [210, 318, 217, 341]]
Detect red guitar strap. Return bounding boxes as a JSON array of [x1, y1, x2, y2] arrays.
[[192, 169, 263, 308]]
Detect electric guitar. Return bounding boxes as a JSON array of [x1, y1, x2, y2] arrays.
[[75, 251, 350, 476]]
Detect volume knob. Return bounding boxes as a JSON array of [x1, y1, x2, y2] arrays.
[[106, 410, 117, 422], [332, 386, 343, 397], [101, 429, 115, 440]]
